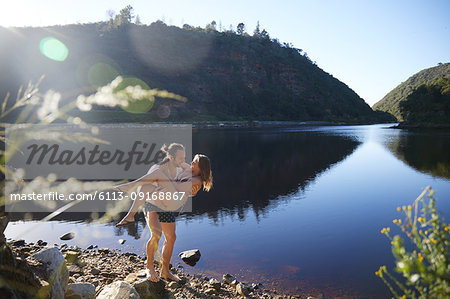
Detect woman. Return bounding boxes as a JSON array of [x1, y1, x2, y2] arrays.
[[114, 145, 213, 282]]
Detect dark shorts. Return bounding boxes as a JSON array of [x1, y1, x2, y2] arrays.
[[143, 202, 177, 223]]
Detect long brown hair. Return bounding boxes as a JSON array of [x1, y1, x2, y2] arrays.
[[159, 143, 184, 165], [195, 154, 213, 191]]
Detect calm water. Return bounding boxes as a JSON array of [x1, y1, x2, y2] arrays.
[[6, 124, 450, 298]]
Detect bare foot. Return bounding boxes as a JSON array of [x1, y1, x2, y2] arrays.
[[145, 267, 160, 282], [160, 271, 181, 282], [115, 215, 135, 227]]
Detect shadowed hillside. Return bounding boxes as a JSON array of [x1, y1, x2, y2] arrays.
[[0, 21, 393, 123]]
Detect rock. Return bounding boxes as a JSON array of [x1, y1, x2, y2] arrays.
[[60, 232, 75, 240], [90, 268, 100, 275], [178, 249, 201, 266], [12, 239, 26, 247], [67, 264, 82, 275], [204, 288, 218, 295], [132, 278, 166, 299], [223, 273, 234, 284], [37, 240, 47, 246], [86, 245, 94, 250], [32, 246, 69, 299], [118, 239, 126, 245], [236, 283, 249, 297], [97, 281, 139, 299], [168, 281, 179, 289], [65, 283, 96, 299], [64, 250, 80, 264], [98, 248, 110, 254], [125, 273, 141, 284], [209, 278, 221, 290]]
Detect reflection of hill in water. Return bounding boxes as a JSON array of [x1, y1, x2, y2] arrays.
[[386, 131, 450, 180], [8, 128, 360, 226], [189, 128, 360, 222]]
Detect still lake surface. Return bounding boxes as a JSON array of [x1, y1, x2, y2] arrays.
[[6, 124, 450, 297]]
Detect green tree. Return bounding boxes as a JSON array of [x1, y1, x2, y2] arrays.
[[237, 23, 245, 35], [115, 5, 134, 27], [253, 21, 261, 37], [205, 20, 217, 32]]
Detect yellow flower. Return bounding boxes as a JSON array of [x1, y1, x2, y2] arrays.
[[402, 206, 407, 211], [408, 205, 412, 211], [418, 217, 424, 223], [418, 253, 423, 262], [397, 207, 401, 212], [393, 219, 398, 224], [430, 238, 436, 244]]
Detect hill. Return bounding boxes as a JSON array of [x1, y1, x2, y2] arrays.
[[373, 63, 450, 120], [0, 21, 393, 123]]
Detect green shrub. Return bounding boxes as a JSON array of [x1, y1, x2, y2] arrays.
[[376, 186, 450, 298]]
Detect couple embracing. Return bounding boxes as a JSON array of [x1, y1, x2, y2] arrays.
[[114, 143, 213, 282]]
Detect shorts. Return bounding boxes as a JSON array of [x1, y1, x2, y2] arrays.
[[143, 202, 177, 223]]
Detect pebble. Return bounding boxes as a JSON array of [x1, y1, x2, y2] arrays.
[[8, 240, 299, 298]]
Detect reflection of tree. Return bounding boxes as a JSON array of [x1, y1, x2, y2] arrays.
[[386, 132, 450, 179], [188, 128, 359, 222]]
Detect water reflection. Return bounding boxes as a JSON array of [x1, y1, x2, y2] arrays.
[[385, 130, 450, 180], [8, 128, 360, 226], [189, 128, 360, 222]]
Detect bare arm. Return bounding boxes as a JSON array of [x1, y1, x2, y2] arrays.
[[114, 166, 165, 192]]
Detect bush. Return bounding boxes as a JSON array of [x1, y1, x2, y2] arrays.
[[376, 186, 450, 298]]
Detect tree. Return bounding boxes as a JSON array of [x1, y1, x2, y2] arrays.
[[115, 5, 134, 26], [253, 21, 261, 37], [260, 29, 269, 39], [237, 23, 245, 35], [400, 78, 450, 125], [135, 14, 142, 25], [206, 20, 217, 32]]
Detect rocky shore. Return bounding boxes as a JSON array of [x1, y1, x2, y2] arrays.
[[2, 239, 315, 299]]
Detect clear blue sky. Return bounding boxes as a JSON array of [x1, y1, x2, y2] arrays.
[[1, 0, 449, 106]]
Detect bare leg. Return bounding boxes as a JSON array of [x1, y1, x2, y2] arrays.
[[116, 184, 156, 227], [160, 222, 180, 281], [114, 168, 164, 192], [145, 211, 162, 282]]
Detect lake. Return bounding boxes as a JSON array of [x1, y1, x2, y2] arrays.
[[5, 124, 450, 298]]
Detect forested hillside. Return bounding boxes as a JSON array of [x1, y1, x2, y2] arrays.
[[0, 12, 393, 123]]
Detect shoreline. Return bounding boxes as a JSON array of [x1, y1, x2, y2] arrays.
[[5, 239, 318, 299], [389, 122, 450, 130]]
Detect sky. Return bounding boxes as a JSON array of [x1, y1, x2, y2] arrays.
[[1, 0, 449, 106]]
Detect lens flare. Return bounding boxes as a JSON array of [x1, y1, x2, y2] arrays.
[[88, 63, 120, 87], [115, 77, 154, 113], [39, 37, 68, 61]]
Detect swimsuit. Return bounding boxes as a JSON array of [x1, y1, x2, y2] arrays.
[[143, 202, 177, 223], [143, 165, 185, 223]]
